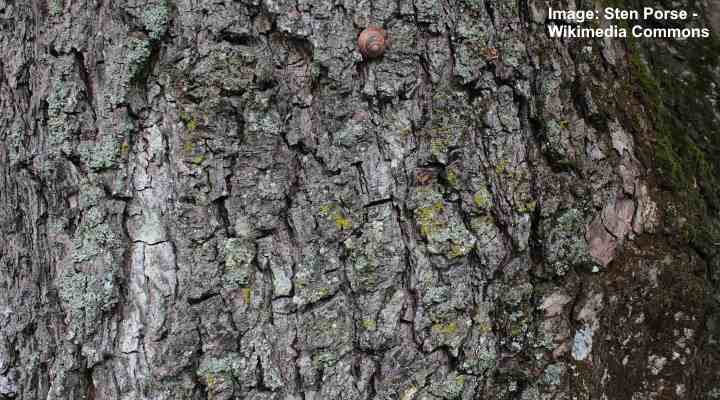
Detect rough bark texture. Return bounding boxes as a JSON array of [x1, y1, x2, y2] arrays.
[[1, 0, 720, 399]]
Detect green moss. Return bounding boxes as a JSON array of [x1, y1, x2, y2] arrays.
[[627, 29, 720, 198], [622, 14, 720, 252]]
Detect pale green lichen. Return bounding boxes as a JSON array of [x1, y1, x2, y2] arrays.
[[197, 354, 244, 388], [424, 286, 450, 305], [80, 112, 133, 170], [49, 0, 62, 16], [47, 80, 68, 147], [414, 191, 476, 258], [463, 0, 483, 11], [58, 267, 117, 337], [223, 238, 255, 287], [312, 351, 338, 369], [84, 133, 121, 170], [543, 208, 596, 275], [141, 1, 169, 41], [127, 37, 151, 80], [71, 204, 121, 263], [542, 363, 565, 386]]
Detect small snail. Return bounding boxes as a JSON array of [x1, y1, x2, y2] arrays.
[[358, 26, 386, 59]]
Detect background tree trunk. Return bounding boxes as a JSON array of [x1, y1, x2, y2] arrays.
[[1, 0, 719, 399]]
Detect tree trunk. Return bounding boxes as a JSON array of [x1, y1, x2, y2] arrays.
[[1, 0, 719, 399]]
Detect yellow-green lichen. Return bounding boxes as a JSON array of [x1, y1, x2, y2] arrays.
[[191, 154, 205, 165], [318, 204, 332, 216], [416, 201, 446, 238], [182, 140, 195, 155], [120, 142, 130, 157], [361, 319, 377, 331], [179, 111, 198, 132], [432, 321, 458, 335], [241, 288, 252, 304], [473, 189, 491, 210], [316, 287, 330, 298], [478, 321, 493, 335], [516, 200, 537, 214], [319, 203, 353, 231], [448, 241, 473, 259], [494, 159, 510, 175], [49, 0, 62, 16], [334, 214, 352, 231], [446, 168, 459, 187]]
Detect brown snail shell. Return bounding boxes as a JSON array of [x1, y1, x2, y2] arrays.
[[358, 27, 386, 59]]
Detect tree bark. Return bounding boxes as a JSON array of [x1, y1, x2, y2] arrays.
[[1, 0, 719, 399]]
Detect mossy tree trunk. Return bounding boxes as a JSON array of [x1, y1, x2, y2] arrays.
[[1, 0, 719, 399]]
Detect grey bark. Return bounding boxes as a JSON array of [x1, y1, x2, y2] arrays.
[[1, 0, 719, 399]]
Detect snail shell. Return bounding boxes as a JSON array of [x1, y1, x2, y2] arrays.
[[358, 27, 386, 59]]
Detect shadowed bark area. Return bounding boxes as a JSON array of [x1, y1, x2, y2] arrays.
[[1, 0, 719, 399]]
